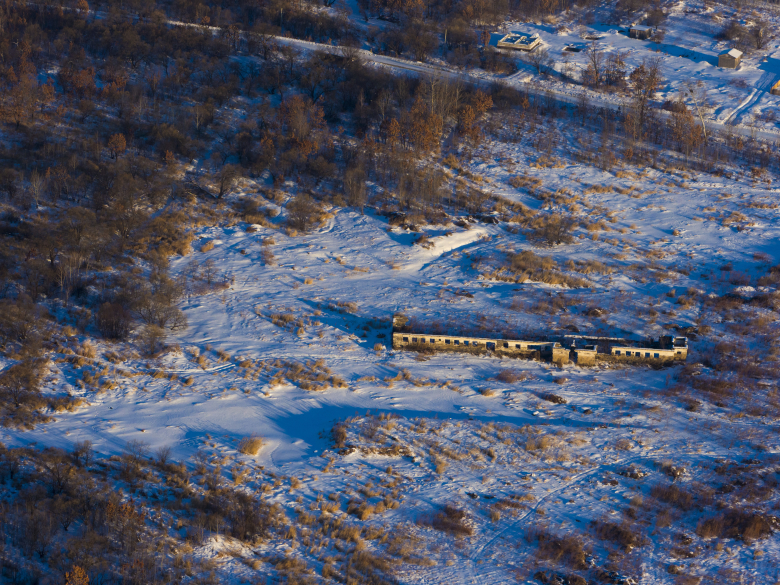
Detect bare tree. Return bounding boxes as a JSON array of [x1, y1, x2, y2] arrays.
[[751, 20, 772, 50], [375, 89, 394, 123], [124, 439, 150, 470], [202, 258, 218, 284], [584, 42, 603, 88], [139, 324, 166, 356], [628, 57, 663, 135], [287, 194, 322, 232], [0, 359, 40, 406], [216, 164, 240, 199], [155, 445, 173, 466], [72, 440, 94, 467], [684, 81, 709, 143], [527, 214, 576, 247], [339, 44, 363, 65], [29, 169, 44, 209], [343, 167, 367, 212], [526, 47, 553, 75], [42, 450, 75, 494]]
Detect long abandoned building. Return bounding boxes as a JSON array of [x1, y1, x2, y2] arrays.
[[391, 315, 688, 366]]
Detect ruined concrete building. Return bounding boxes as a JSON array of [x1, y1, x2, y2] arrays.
[[391, 315, 688, 366]]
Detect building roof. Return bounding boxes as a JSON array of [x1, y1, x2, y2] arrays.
[[497, 32, 541, 47], [630, 25, 653, 31], [721, 48, 743, 58]]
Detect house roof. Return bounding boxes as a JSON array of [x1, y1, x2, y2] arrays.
[[497, 32, 540, 47], [721, 48, 743, 58], [630, 25, 653, 31]]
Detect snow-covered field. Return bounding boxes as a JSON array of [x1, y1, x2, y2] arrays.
[[4, 138, 779, 583], [2, 1, 780, 581]]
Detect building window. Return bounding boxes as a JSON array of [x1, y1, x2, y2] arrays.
[[645, 352, 650, 358], [412, 338, 418, 343], [503, 342, 509, 348], [615, 350, 621, 355], [516, 344, 521, 348], [454, 340, 460, 345], [430, 338, 435, 343], [445, 339, 450, 344], [464, 341, 470, 346], [402, 337, 408, 342], [654, 353, 660, 358]]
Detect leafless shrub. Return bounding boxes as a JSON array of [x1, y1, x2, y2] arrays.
[[541, 392, 567, 404], [660, 461, 686, 480], [423, 504, 473, 536], [495, 369, 528, 383], [96, 302, 133, 340], [651, 483, 697, 511], [155, 446, 173, 466], [591, 519, 645, 550], [260, 246, 276, 266], [287, 194, 324, 232], [697, 509, 774, 541], [527, 525, 588, 569], [0, 297, 43, 342], [331, 422, 348, 449], [526, 214, 576, 247]]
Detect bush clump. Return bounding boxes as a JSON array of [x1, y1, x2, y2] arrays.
[[697, 509, 774, 541], [541, 392, 567, 404], [425, 504, 473, 536], [238, 435, 264, 456]]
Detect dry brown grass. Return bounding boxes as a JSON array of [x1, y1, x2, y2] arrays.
[[238, 435, 264, 456], [484, 250, 590, 288], [78, 341, 97, 358]]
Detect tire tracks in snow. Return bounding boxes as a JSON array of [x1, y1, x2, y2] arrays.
[[724, 70, 775, 126]]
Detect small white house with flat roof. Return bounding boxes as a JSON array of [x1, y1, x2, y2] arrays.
[[628, 25, 653, 40]]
